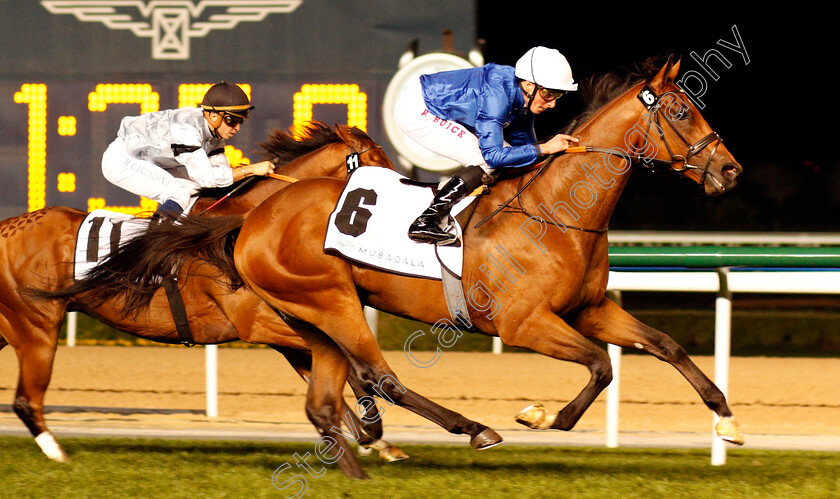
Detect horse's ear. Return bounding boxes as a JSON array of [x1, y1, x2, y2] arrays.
[[651, 54, 677, 88], [334, 124, 360, 148], [668, 58, 681, 82]]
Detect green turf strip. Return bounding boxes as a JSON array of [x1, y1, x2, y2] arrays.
[[1, 436, 837, 498]]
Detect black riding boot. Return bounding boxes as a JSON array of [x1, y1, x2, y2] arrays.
[[408, 175, 475, 245]]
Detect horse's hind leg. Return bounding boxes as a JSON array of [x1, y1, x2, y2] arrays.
[[272, 346, 408, 462], [573, 296, 743, 445], [291, 328, 368, 479], [255, 292, 500, 450], [273, 346, 384, 441], [236, 200, 500, 450], [318, 311, 502, 450], [11, 330, 68, 461]]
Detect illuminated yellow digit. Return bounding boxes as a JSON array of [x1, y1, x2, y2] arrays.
[[88, 84, 160, 114], [292, 84, 367, 138], [87, 197, 158, 215], [13, 84, 47, 212], [86, 84, 161, 215], [178, 83, 251, 165]]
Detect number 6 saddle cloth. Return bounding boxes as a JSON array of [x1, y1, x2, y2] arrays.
[[324, 167, 475, 280]]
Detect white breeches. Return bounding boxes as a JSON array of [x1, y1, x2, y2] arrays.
[[101, 138, 199, 211], [393, 78, 492, 173]]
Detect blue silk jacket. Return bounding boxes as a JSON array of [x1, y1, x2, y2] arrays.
[[420, 63, 540, 169]]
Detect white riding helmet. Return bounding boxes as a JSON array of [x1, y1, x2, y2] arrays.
[[515, 46, 578, 91]]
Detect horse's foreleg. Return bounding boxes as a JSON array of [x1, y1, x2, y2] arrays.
[[345, 367, 383, 441], [500, 307, 613, 432], [573, 296, 743, 445], [12, 333, 68, 462]]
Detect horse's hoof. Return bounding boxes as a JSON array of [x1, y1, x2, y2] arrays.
[[35, 431, 69, 462], [471, 428, 503, 450], [379, 445, 409, 462], [47, 452, 69, 463], [715, 416, 745, 446], [515, 403, 556, 430], [361, 440, 409, 462]]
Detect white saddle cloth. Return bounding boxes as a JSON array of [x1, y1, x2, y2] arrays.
[[74, 210, 148, 280], [324, 167, 474, 280]]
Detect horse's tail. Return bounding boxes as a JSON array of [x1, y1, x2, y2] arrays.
[[29, 213, 244, 315]]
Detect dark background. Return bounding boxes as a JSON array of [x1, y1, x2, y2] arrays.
[[476, 6, 837, 231]]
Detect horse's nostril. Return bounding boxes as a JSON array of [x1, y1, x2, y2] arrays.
[[722, 164, 740, 178]]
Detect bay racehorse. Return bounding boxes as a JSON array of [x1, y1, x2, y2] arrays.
[[38, 58, 746, 477], [225, 57, 745, 471], [0, 122, 404, 476]]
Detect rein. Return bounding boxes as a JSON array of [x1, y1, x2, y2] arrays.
[[474, 158, 609, 234]]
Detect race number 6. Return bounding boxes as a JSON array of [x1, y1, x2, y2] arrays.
[[335, 188, 377, 237], [637, 84, 659, 109]]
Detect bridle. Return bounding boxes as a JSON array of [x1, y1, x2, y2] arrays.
[[475, 83, 726, 232], [343, 143, 386, 177], [571, 85, 724, 188], [630, 85, 724, 186]]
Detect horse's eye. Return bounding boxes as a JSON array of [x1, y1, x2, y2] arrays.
[[672, 108, 690, 121]]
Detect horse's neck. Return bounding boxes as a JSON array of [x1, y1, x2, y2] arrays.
[[279, 142, 345, 179], [531, 91, 645, 232], [240, 146, 344, 209]]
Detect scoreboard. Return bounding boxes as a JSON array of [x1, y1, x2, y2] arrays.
[[6, 81, 371, 214]]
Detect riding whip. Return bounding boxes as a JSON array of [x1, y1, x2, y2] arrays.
[[197, 176, 258, 216]]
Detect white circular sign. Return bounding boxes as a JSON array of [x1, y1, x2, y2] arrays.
[[381, 53, 476, 172]]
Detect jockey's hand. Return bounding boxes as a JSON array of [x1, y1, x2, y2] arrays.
[[539, 134, 580, 155], [246, 160, 275, 177], [234, 161, 275, 182]]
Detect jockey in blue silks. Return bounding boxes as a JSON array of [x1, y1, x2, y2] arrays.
[[394, 46, 580, 245]]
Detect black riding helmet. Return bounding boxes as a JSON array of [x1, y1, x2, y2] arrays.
[[200, 82, 254, 119]]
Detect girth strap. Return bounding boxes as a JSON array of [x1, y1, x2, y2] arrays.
[[162, 275, 195, 347]]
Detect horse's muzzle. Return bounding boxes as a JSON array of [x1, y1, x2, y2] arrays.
[[706, 162, 741, 195]]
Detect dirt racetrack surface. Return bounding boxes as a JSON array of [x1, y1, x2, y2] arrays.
[[1, 346, 839, 448]]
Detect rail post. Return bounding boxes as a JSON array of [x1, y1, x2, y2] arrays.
[[206, 345, 218, 418], [605, 290, 623, 448], [66, 311, 77, 347], [712, 267, 731, 465]]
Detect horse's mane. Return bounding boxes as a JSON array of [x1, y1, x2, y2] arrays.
[[564, 56, 667, 134], [260, 120, 373, 167]]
